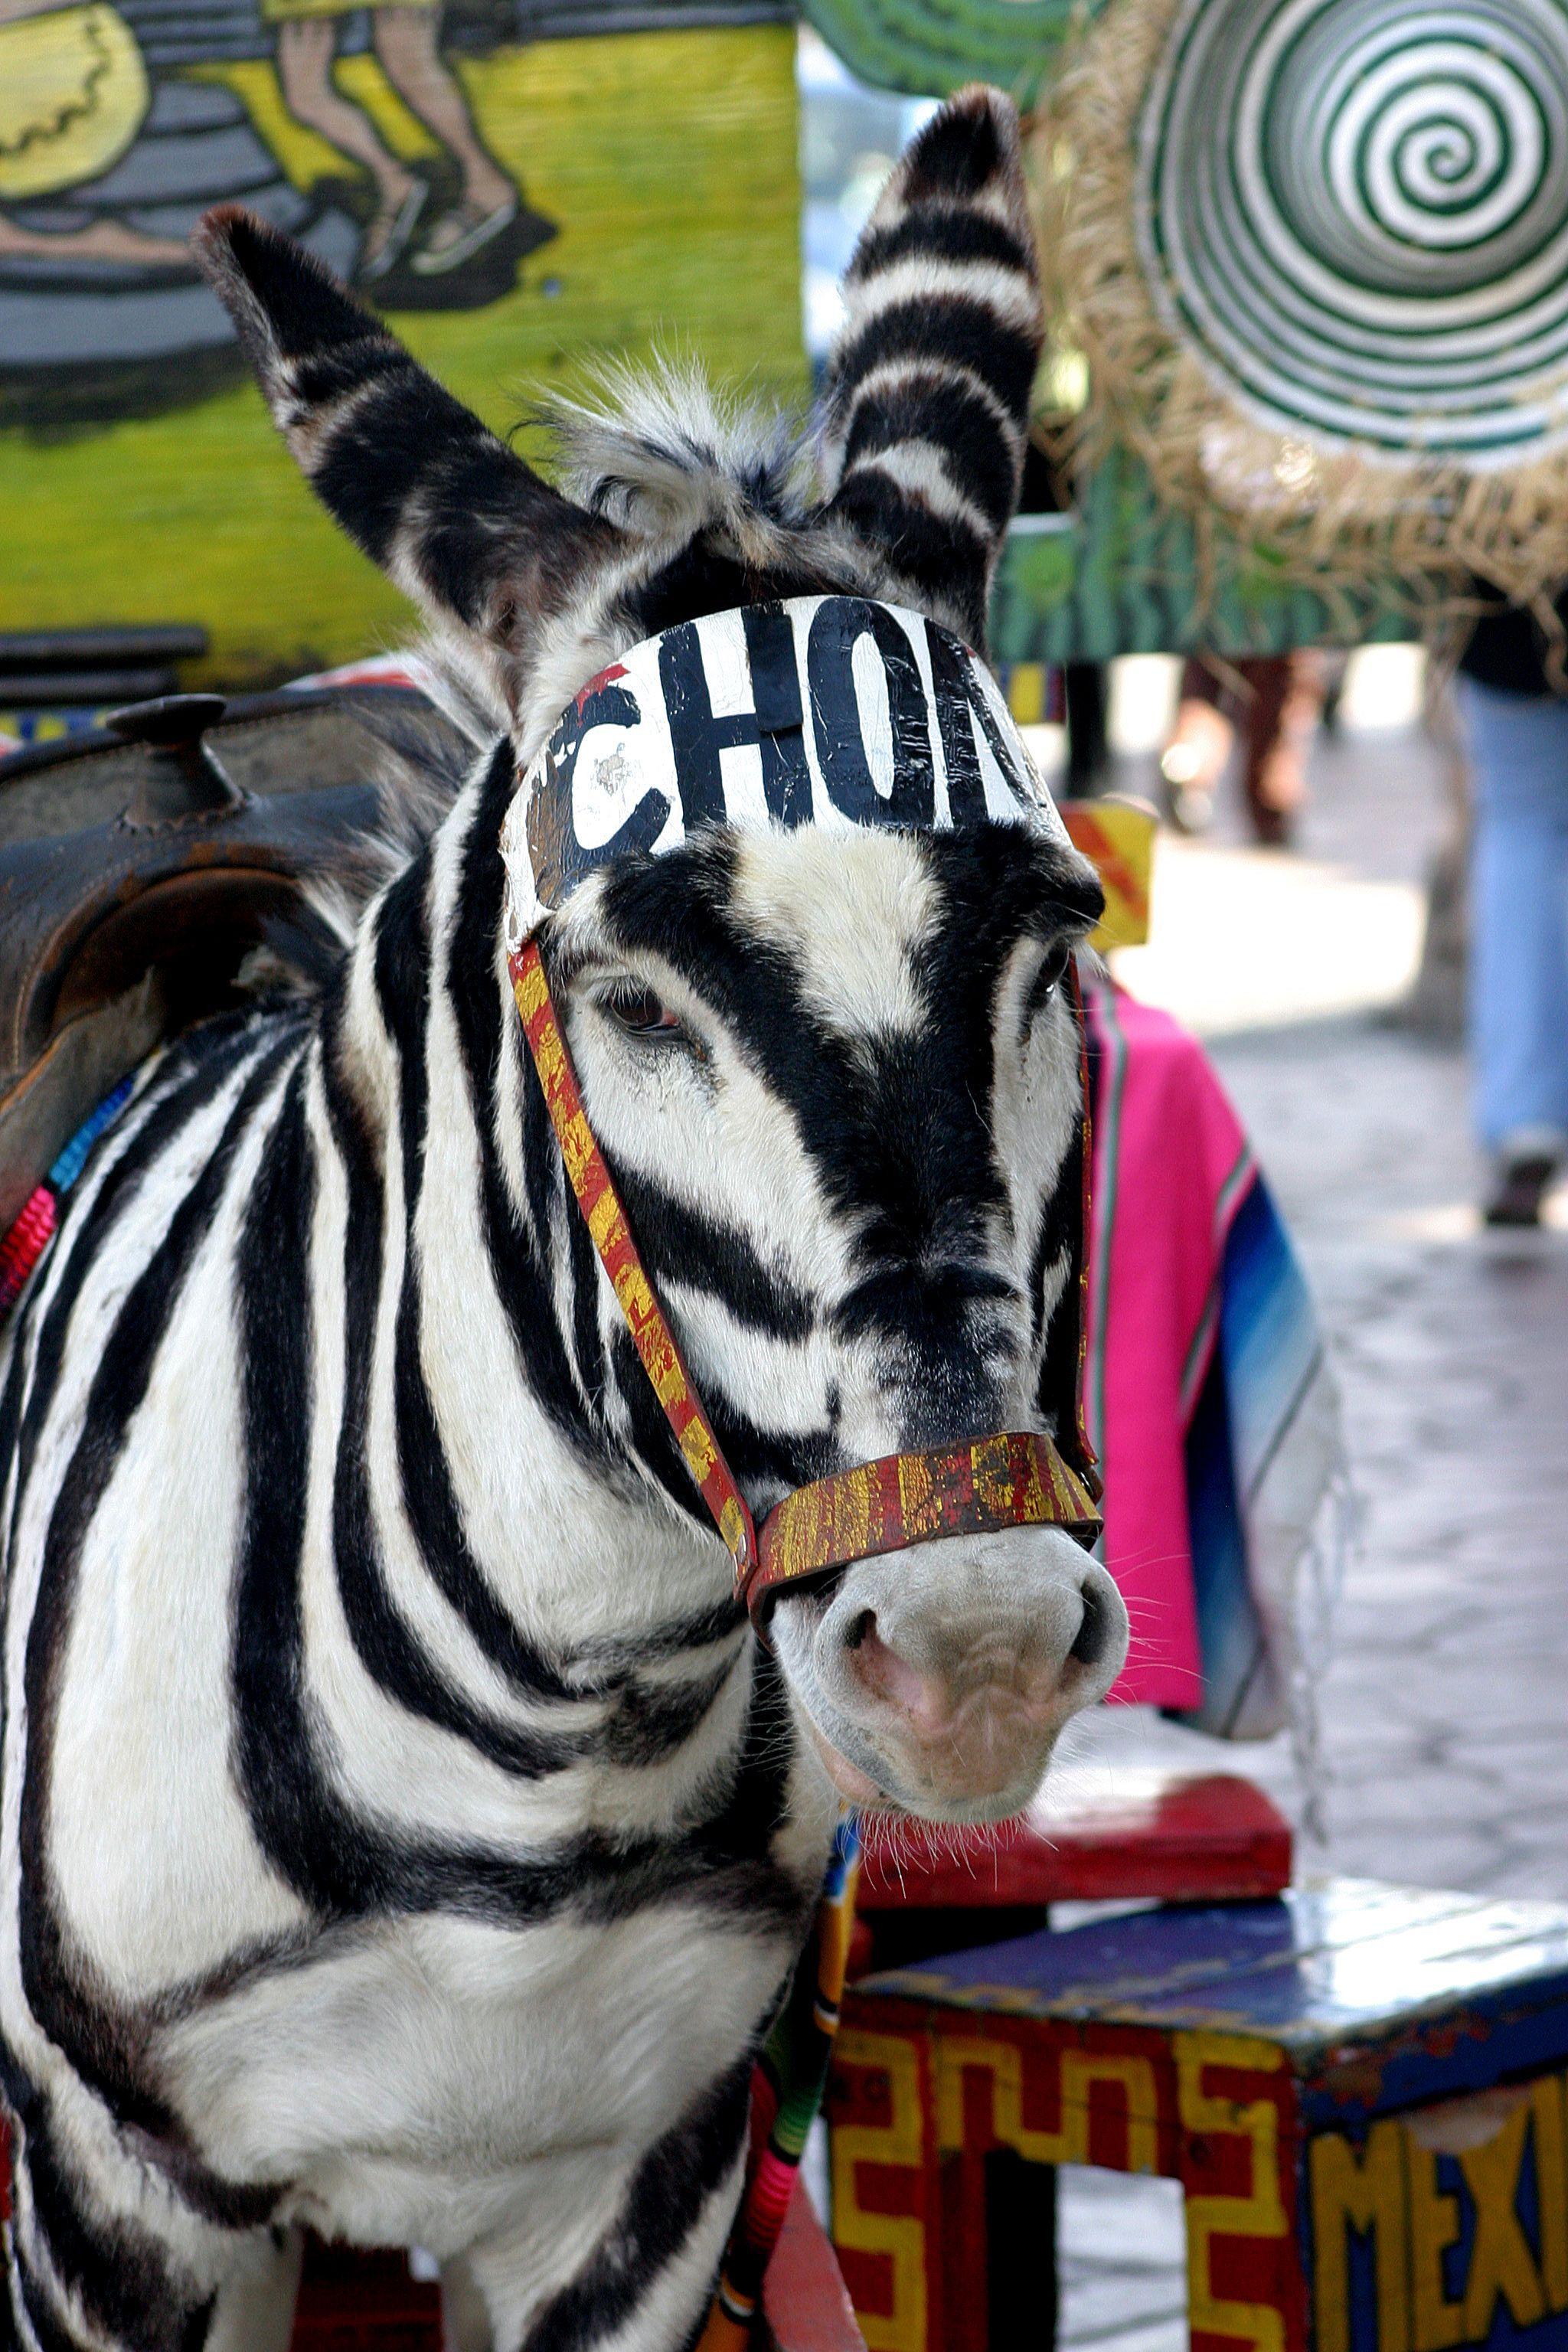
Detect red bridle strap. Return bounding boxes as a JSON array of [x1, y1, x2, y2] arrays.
[[509, 940, 1104, 1619], [511, 940, 760, 1583]]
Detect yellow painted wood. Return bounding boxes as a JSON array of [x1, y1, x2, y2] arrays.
[[1060, 795, 1157, 950]]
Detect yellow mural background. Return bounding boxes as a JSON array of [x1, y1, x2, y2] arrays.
[[0, 24, 805, 684]]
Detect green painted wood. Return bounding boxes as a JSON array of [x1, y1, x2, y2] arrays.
[[992, 449, 1413, 662]]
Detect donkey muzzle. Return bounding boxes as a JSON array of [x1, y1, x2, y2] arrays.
[[773, 1521, 1129, 1821]]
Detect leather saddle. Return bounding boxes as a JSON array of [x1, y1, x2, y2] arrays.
[[0, 686, 471, 1233]]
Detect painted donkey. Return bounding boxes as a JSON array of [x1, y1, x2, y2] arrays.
[[0, 88, 1127, 2352]]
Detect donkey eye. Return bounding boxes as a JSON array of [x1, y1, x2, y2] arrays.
[[1022, 944, 1070, 1034], [600, 981, 684, 1039]]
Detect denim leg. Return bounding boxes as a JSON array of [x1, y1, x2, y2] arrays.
[[1459, 677, 1568, 1149]]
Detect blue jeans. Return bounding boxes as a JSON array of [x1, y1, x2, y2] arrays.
[[1459, 675, 1568, 1152]]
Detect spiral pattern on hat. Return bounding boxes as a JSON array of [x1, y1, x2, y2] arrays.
[[1136, 0, 1568, 459]]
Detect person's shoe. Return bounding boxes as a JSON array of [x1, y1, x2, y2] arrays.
[[1247, 798, 1296, 850], [1483, 1136, 1563, 1227]]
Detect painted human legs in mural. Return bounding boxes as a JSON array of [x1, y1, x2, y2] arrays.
[[372, 5, 530, 274], [273, 11, 428, 278], [270, 0, 552, 284]]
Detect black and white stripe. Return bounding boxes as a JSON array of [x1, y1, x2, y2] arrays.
[[0, 87, 1108, 2352], [820, 87, 1044, 650]]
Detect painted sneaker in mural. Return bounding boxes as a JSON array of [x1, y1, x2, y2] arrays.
[[357, 177, 432, 286], [377, 193, 557, 311], [413, 193, 523, 272]]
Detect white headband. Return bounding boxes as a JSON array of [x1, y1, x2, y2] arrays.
[[500, 595, 1069, 948]]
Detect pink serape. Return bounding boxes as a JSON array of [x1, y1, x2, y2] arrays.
[[1086, 984, 1253, 1710], [1085, 980, 1341, 1732]]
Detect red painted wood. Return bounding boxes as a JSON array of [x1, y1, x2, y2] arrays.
[[761, 2180, 867, 2352], [855, 1769, 1292, 1910]]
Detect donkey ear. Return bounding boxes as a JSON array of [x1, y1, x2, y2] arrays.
[[819, 87, 1043, 652], [193, 207, 626, 695]]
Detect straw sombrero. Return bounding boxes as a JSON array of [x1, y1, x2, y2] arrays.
[[1038, 0, 1568, 615]]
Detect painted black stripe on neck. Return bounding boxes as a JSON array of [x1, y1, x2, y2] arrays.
[[444, 744, 611, 1466], [599, 1651, 740, 1769], [320, 996, 585, 1780], [21, 2108, 212, 2352], [15, 2237, 99, 2352], [5, 1021, 265, 1568], [356, 802, 596, 1707], [517, 2049, 753, 2352], [237, 1044, 505, 1916], [237, 1052, 801, 1929], [18, 1031, 302, 2148]]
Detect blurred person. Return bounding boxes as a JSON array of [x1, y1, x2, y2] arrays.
[[1458, 593, 1568, 1227], [1161, 651, 1326, 845]]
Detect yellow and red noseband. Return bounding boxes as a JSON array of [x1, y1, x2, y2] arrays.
[[510, 939, 1102, 1622]]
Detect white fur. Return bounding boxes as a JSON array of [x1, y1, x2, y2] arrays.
[[729, 828, 936, 1042]]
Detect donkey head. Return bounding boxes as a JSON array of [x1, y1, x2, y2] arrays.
[[196, 87, 1129, 1824]]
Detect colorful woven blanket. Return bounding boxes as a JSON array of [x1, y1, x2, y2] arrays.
[[701, 1818, 861, 2350], [0, 1077, 133, 1327]]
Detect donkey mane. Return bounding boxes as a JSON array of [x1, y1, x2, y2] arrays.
[[552, 357, 814, 541]]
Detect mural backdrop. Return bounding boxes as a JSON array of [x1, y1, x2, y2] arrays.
[[0, 0, 805, 679]]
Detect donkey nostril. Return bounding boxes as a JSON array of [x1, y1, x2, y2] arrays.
[[844, 1608, 877, 1652], [1069, 1580, 1109, 1668]]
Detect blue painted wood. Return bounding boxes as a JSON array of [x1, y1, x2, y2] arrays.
[[856, 1881, 1568, 2126]]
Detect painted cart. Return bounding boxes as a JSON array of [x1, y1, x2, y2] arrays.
[[829, 1881, 1568, 2352]]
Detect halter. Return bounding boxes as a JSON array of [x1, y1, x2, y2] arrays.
[[501, 595, 1103, 1623]]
